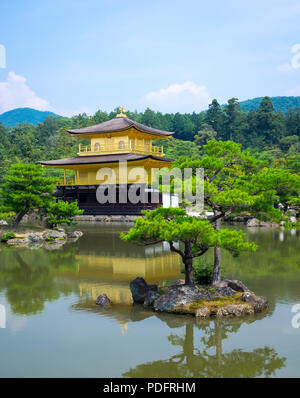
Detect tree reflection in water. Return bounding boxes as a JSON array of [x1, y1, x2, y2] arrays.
[[0, 247, 79, 315], [123, 313, 286, 378], [71, 301, 287, 377]]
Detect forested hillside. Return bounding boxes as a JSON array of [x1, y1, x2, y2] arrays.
[[0, 96, 300, 184], [239, 96, 300, 114], [0, 108, 59, 126]]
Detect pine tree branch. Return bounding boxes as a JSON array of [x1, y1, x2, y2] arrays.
[[169, 241, 184, 258]]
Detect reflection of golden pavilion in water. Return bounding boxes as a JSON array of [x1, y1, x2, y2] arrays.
[[74, 241, 181, 305]]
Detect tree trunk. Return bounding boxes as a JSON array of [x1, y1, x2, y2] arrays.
[[212, 216, 221, 285], [212, 247, 221, 285], [13, 211, 26, 228], [184, 241, 194, 285]]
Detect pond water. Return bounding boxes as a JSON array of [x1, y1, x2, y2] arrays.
[[0, 224, 300, 378]]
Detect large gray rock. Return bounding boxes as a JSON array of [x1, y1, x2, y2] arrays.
[[6, 238, 29, 246], [0, 220, 8, 226], [150, 280, 268, 317], [216, 304, 254, 317], [43, 229, 66, 241], [144, 290, 160, 307], [28, 233, 44, 243], [290, 216, 297, 224], [215, 279, 250, 293], [241, 291, 268, 312], [153, 284, 202, 312], [129, 277, 158, 303], [66, 231, 83, 239], [195, 307, 210, 318], [215, 286, 236, 296], [246, 218, 260, 227], [95, 294, 111, 306], [227, 280, 250, 293]]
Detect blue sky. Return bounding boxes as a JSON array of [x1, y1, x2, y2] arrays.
[[0, 0, 300, 116]]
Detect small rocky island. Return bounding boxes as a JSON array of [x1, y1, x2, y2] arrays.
[[127, 277, 268, 318], [0, 228, 83, 249]]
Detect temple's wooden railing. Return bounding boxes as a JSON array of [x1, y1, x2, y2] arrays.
[[57, 178, 75, 186], [78, 143, 164, 157]]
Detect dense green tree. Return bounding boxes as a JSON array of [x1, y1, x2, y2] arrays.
[[190, 111, 206, 132], [243, 109, 261, 148], [46, 127, 78, 160], [172, 113, 196, 140], [155, 137, 200, 159], [224, 98, 240, 141], [279, 135, 299, 152], [256, 96, 283, 145], [206, 99, 225, 135], [0, 123, 10, 183], [141, 108, 161, 129], [8, 123, 37, 160], [92, 110, 109, 124], [173, 139, 300, 283], [286, 107, 300, 137], [0, 122, 9, 146], [194, 123, 217, 147], [288, 143, 300, 156], [0, 163, 56, 227], [36, 115, 65, 146], [285, 154, 300, 173], [121, 207, 256, 285], [46, 200, 83, 228]]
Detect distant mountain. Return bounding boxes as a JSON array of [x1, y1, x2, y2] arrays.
[[239, 96, 300, 113], [0, 107, 60, 126]]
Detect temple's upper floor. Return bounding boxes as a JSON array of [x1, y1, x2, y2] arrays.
[[67, 114, 174, 157]]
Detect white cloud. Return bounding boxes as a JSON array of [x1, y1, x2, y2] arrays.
[[142, 81, 212, 113], [0, 71, 51, 113]]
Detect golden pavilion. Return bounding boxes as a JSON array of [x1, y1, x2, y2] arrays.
[[40, 108, 174, 214]]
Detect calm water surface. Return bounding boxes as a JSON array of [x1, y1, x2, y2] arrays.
[[0, 224, 300, 378]]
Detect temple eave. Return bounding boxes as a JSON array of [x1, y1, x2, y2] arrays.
[[40, 153, 174, 167]]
